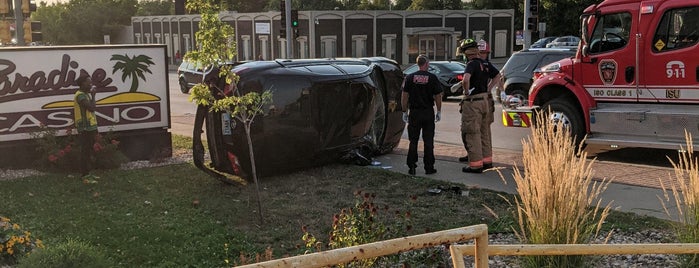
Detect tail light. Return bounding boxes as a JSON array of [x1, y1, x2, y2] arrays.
[[456, 74, 464, 81]]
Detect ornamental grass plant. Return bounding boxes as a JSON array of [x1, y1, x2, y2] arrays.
[[511, 111, 612, 268], [660, 131, 699, 267]]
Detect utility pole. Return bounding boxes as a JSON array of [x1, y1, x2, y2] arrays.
[[13, 0, 23, 45], [284, 0, 293, 58]]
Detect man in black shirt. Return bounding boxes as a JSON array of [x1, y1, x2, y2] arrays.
[[401, 55, 443, 175]]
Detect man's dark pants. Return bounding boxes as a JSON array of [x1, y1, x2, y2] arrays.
[[79, 130, 97, 176], [406, 109, 435, 170]]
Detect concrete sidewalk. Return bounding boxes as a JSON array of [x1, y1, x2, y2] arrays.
[[376, 140, 676, 220]]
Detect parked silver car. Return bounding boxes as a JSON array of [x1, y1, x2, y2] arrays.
[[530, 36, 558, 48], [546, 35, 581, 49]]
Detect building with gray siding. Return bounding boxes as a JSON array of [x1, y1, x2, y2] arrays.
[[132, 9, 514, 66]]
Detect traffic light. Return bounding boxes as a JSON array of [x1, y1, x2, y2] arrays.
[[23, 20, 31, 43], [530, 0, 538, 16], [279, 0, 286, 38], [0, 20, 10, 44], [0, 0, 9, 14], [527, 17, 538, 31], [291, 9, 298, 27], [30, 21, 40, 42], [293, 28, 299, 38]]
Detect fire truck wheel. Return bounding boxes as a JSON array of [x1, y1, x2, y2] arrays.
[[539, 99, 585, 146]]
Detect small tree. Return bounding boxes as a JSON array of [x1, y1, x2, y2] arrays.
[[185, 0, 272, 223]]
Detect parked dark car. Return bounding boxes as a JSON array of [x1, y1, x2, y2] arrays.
[[530, 36, 558, 48], [500, 48, 576, 102], [403, 61, 465, 100], [193, 57, 406, 182]]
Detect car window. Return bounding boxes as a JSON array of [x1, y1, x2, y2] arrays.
[[441, 62, 466, 72], [537, 54, 573, 68], [428, 65, 440, 74], [337, 64, 370, 75], [502, 53, 537, 74], [295, 65, 345, 75], [653, 7, 699, 52], [588, 12, 631, 54], [404, 65, 418, 74]]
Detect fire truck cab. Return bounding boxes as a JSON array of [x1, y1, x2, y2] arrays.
[[503, 0, 699, 152]]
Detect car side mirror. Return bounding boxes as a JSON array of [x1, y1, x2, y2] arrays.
[[580, 45, 597, 64], [581, 45, 589, 57]]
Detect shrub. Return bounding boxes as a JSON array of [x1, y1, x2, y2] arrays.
[[660, 131, 699, 267], [17, 238, 115, 268], [299, 191, 445, 267], [509, 111, 612, 268], [0, 216, 44, 265], [31, 126, 128, 173]]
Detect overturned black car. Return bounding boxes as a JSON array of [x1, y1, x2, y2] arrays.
[[192, 57, 406, 182]]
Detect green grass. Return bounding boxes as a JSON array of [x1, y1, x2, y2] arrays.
[[0, 135, 673, 267]]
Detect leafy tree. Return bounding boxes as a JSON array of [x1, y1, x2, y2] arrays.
[[442, 0, 462, 10], [265, 0, 343, 11], [393, 0, 412, 10], [541, 0, 597, 36], [186, 0, 272, 223], [136, 0, 173, 16], [224, 0, 268, 12], [33, 2, 68, 45], [340, 0, 361, 10], [33, 0, 137, 45], [407, 0, 460, 10], [469, 0, 597, 37], [357, 0, 391, 10]]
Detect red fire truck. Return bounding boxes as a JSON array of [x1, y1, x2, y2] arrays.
[[503, 0, 699, 152]]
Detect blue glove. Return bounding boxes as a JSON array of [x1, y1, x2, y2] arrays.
[[435, 111, 441, 122], [402, 112, 409, 123]]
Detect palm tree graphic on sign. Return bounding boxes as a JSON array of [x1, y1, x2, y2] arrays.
[[111, 54, 155, 92]]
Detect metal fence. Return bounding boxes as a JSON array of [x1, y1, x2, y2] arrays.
[[236, 224, 699, 268]]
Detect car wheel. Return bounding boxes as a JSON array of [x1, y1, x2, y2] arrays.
[[536, 98, 585, 146], [179, 78, 189, 94], [506, 85, 529, 104]]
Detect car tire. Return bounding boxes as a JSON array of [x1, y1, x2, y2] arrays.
[[506, 84, 529, 104], [179, 78, 189, 94], [536, 98, 585, 146]]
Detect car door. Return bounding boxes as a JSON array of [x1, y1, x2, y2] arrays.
[[580, 7, 638, 102], [643, 4, 699, 103]]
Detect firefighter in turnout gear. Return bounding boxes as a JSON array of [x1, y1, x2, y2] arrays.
[[458, 39, 494, 173]]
